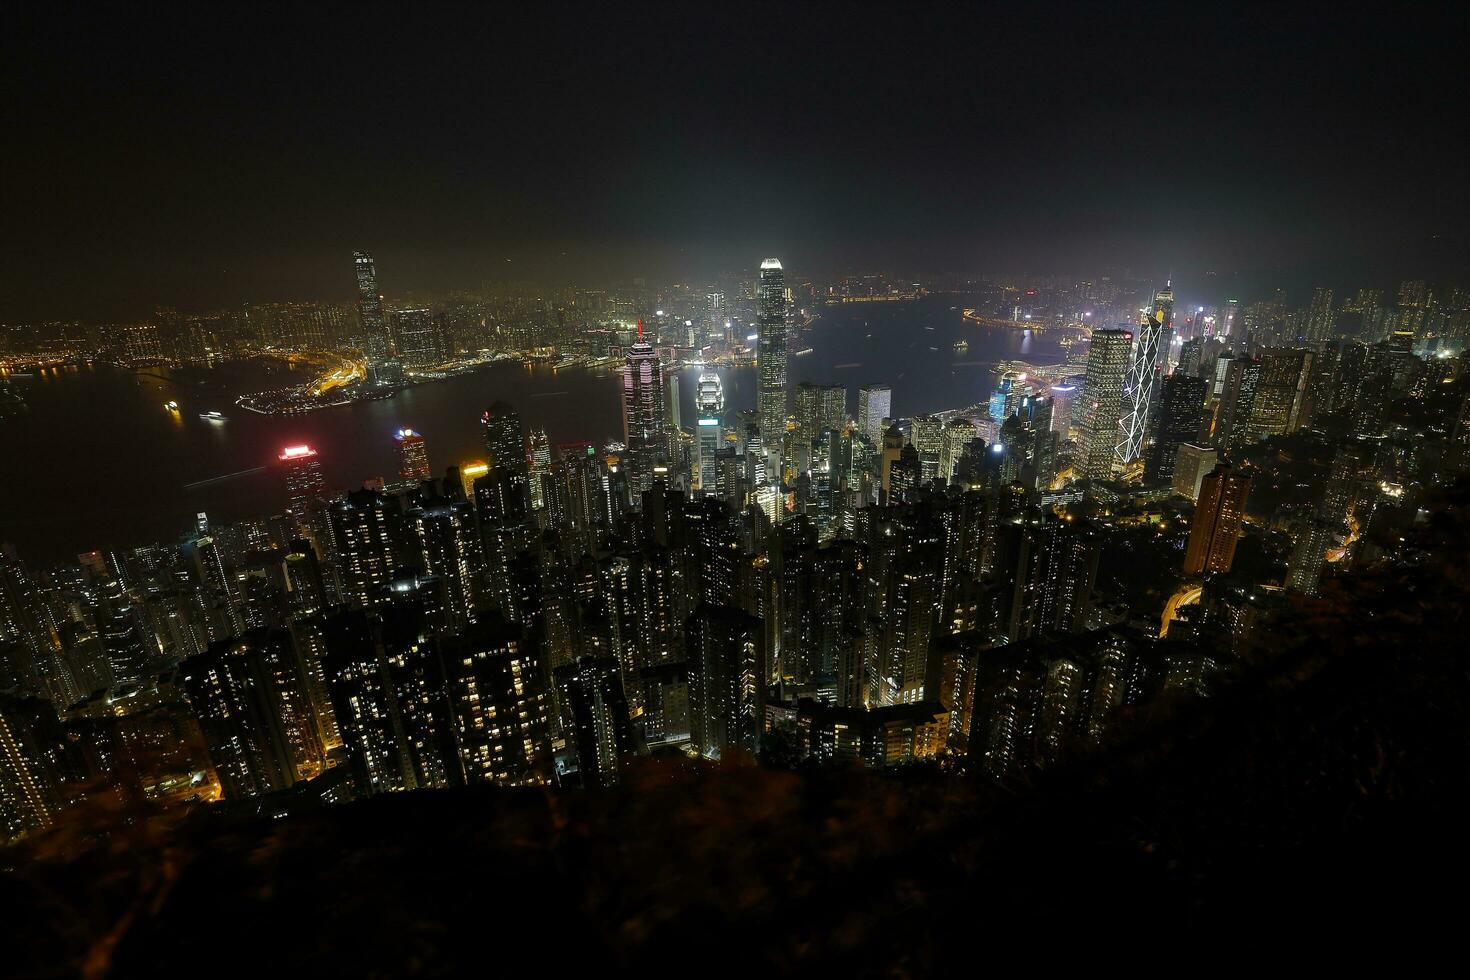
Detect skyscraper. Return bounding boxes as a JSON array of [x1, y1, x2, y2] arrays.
[[857, 385, 892, 445], [1171, 443, 1218, 501], [279, 444, 330, 519], [621, 326, 667, 498], [353, 251, 390, 362], [395, 429, 430, 484], [756, 258, 789, 439], [1145, 374, 1209, 483], [1079, 329, 1133, 481], [795, 382, 846, 442], [1183, 463, 1251, 576], [1118, 284, 1173, 465]]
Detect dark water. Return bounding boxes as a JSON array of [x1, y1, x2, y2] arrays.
[[0, 296, 1063, 561]]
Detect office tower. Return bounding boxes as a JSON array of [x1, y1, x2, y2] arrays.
[[1146, 374, 1209, 483], [327, 489, 402, 607], [910, 414, 943, 457], [181, 631, 321, 799], [857, 385, 892, 445], [395, 428, 431, 484], [1212, 357, 1262, 449], [621, 329, 667, 497], [279, 444, 330, 519], [527, 429, 552, 510], [390, 308, 445, 369], [1245, 349, 1313, 440], [940, 418, 977, 483], [687, 605, 764, 759], [481, 402, 531, 521], [1048, 384, 1077, 437], [1171, 443, 1218, 501], [795, 382, 847, 443], [353, 251, 390, 361], [1305, 287, 1335, 342], [696, 415, 723, 496], [756, 258, 789, 438], [1079, 328, 1133, 480], [441, 616, 551, 785], [1183, 464, 1251, 575], [96, 575, 151, 683], [1118, 284, 1173, 465]]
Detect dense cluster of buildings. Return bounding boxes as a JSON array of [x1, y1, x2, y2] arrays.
[[3, 258, 1469, 841]]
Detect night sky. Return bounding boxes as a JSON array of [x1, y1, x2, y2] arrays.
[[4, 2, 1468, 318]]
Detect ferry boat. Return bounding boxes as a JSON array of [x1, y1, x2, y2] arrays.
[[953, 339, 969, 353], [199, 410, 227, 422], [164, 400, 180, 411], [793, 347, 815, 357]]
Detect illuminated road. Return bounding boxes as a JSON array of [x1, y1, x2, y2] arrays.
[[1159, 584, 1204, 638]]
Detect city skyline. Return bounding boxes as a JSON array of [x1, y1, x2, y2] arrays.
[[4, 4, 1470, 972]]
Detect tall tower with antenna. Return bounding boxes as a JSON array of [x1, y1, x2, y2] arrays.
[[1116, 282, 1173, 467]]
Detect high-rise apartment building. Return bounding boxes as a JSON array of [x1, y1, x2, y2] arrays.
[[1183, 463, 1251, 575]]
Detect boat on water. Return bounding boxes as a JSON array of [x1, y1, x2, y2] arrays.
[[164, 400, 180, 411], [953, 339, 969, 353], [793, 347, 815, 357], [199, 410, 227, 421]]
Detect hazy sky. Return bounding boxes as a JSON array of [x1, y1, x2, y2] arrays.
[[4, 2, 1467, 318]]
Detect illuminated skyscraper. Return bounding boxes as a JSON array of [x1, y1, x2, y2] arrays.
[[621, 327, 667, 497], [1183, 463, 1251, 576], [795, 382, 846, 442], [1118, 284, 1173, 465], [1079, 329, 1133, 481], [527, 429, 552, 510], [395, 429, 430, 484], [1048, 383, 1078, 437], [353, 251, 390, 362], [279, 445, 330, 520], [756, 258, 789, 438], [696, 416, 723, 496], [857, 385, 892, 445]]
